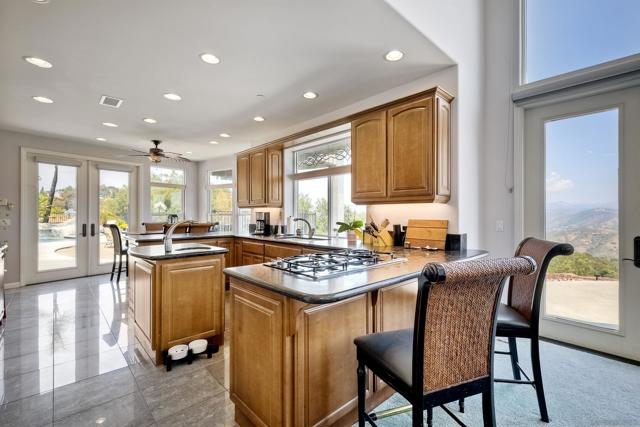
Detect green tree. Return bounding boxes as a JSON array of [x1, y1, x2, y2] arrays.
[[548, 251, 618, 279]]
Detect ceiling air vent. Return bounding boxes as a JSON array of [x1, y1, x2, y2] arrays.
[[99, 95, 123, 108]]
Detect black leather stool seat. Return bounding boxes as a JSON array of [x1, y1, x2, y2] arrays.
[[497, 304, 530, 333], [354, 328, 413, 388]]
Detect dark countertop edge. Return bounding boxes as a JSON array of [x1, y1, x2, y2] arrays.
[[225, 269, 420, 304], [224, 251, 487, 304], [129, 246, 229, 261]]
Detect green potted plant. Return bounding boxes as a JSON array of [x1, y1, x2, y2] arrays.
[[336, 219, 364, 242]]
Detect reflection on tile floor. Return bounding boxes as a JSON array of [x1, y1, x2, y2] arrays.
[[0, 275, 236, 427]]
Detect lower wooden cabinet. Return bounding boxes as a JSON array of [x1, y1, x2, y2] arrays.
[[229, 278, 418, 427]]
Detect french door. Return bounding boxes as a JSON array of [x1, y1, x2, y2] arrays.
[[522, 86, 640, 361], [23, 152, 138, 284]]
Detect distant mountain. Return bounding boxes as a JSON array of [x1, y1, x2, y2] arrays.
[[546, 204, 618, 258]]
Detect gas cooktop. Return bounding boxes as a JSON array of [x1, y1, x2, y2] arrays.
[[264, 248, 407, 280]]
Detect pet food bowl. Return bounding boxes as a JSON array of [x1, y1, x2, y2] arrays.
[[168, 344, 189, 361], [189, 339, 208, 355]]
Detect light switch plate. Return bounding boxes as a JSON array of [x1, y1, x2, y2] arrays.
[[495, 220, 504, 232]]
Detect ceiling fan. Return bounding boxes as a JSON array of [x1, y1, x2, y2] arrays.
[[129, 139, 191, 163]]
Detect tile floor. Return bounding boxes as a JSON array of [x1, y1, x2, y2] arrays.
[[0, 275, 235, 427]]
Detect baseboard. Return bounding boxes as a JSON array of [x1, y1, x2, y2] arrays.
[[4, 282, 23, 289]]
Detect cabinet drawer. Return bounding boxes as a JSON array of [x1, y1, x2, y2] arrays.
[[241, 240, 265, 255], [264, 243, 302, 259]]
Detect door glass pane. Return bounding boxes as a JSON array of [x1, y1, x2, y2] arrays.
[[295, 177, 329, 236], [544, 109, 619, 329], [38, 163, 77, 271], [99, 170, 129, 265], [210, 187, 233, 231], [525, 0, 640, 82], [150, 186, 183, 221]]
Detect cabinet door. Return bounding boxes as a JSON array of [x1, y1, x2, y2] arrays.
[[351, 110, 387, 202], [234, 241, 242, 266], [387, 97, 434, 199], [133, 258, 155, 346], [249, 150, 266, 206], [160, 257, 224, 349], [230, 284, 285, 427], [215, 238, 233, 268], [266, 148, 283, 207], [237, 154, 250, 207]]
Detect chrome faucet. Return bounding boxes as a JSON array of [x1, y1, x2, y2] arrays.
[[164, 220, 194, 253], [293, 218, 315, 239]]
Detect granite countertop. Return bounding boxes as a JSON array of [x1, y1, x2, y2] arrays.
[[224, 248, 487, 304], [128, 243, 229, 260]]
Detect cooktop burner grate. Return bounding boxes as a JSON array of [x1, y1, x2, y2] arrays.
[[264, 248, 406, 280]]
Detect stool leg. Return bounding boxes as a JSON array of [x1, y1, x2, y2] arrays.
[[482, 390, 496, 427], [116, 254, 123, 284], [110, 252, 116, 281], [412, 402, 424, 427], [357, 362, 366, 427], [458, 398, 465, 413], [426, 407, 433, 427], [508, 337, 521, 380], [531, 337, 550, 422]]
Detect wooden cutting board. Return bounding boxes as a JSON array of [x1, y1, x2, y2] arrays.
[[405, 219, 449, 250]]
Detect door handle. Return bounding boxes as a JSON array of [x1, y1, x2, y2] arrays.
[[623, 236, 640, 268], [82, 224, 87, 237], [90, 223, 95, 237]]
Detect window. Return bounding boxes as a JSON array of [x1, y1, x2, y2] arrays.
[[150, 166, 185, 221], [291, 133, 366, 236], [523, 0, 640, 83], [208, 170, 233, 231]]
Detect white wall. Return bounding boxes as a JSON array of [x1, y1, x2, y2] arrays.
[[0, 129, 198, 284]]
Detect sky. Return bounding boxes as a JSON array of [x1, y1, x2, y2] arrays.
[[545, 109, 618, 206], [526, 0, 640, 82]]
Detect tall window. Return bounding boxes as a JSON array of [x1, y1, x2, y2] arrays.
[[208, 170, 233, 231], [292, 135, 366, 236], [150, 166, 185, 221], [523, 0, 640, 83]]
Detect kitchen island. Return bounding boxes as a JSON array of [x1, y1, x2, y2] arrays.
[[128, 243, 228, 365], [224, 247, 486, 427]]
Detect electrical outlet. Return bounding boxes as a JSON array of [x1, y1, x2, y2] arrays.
[[495, 220, 504, 232], [0, 219, 10, 226], [0, 199, 8, 206]]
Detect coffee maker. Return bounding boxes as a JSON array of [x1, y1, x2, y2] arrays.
[[254, 212, 270, 235]]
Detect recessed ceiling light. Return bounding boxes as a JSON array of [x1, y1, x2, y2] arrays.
[[32, 96, 53, 103], [303, 91, 318, 99], [95, 137, 107, 142], [185, 151, 192, 154], [384, 50, 404, 62], [23, 56, 52, 68], [102, 122, 118, 127], [33, 0, 49, 4], [163, 93, 182, 101], [143, 118, 157, 124], [199, 53, 221, 64], [253, 116, 265, 122], [209, 140, 219, 145], [219, 133, 230, 138]]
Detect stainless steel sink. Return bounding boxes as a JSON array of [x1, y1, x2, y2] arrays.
[[286, 236, 330, 241], [173, 246, 210, 252]]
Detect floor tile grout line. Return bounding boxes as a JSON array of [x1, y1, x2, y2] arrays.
[[51, 389, 141, 423]]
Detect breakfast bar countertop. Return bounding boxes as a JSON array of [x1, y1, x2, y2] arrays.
[[224, 248, 487, 304]]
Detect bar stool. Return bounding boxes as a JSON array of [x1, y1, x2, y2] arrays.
[[354, 256, 537, 427], [105, 224, 128, 284]]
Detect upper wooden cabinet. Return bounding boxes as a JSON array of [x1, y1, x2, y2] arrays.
[[351, 87, 452, 204], [351, 110, 387, 202], [236, 154, 250, 207], [237, 147, 283, 208]]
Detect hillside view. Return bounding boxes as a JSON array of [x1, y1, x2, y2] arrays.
[[546, 201, 619, 279]]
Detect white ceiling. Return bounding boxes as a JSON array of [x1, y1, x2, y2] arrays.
[[0, 0, 453, 161]]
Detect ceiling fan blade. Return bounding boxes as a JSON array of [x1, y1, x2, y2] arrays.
[[127, 154, 151, 157], [162, 151, 184, 155], [172, 156, 192, 163]]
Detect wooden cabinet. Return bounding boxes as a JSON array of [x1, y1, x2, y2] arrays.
[[249, 150, 266, 206], [237, 154, 250, 207], [266, 148, 283, 206], [234, 240, 243, 267], [264, 243, 302, 260], [351, 87, 452, 204], [352, 110, 387, 202], [129, 253, 226, 365], [237, 147, 283, 208], [215, 238, 234, 268]]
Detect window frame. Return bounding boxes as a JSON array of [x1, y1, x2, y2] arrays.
[[149, 165, 186, 221], [289, 131, 365, 237], [207, 169, 234, 231], [516, 0, 640, 97]]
